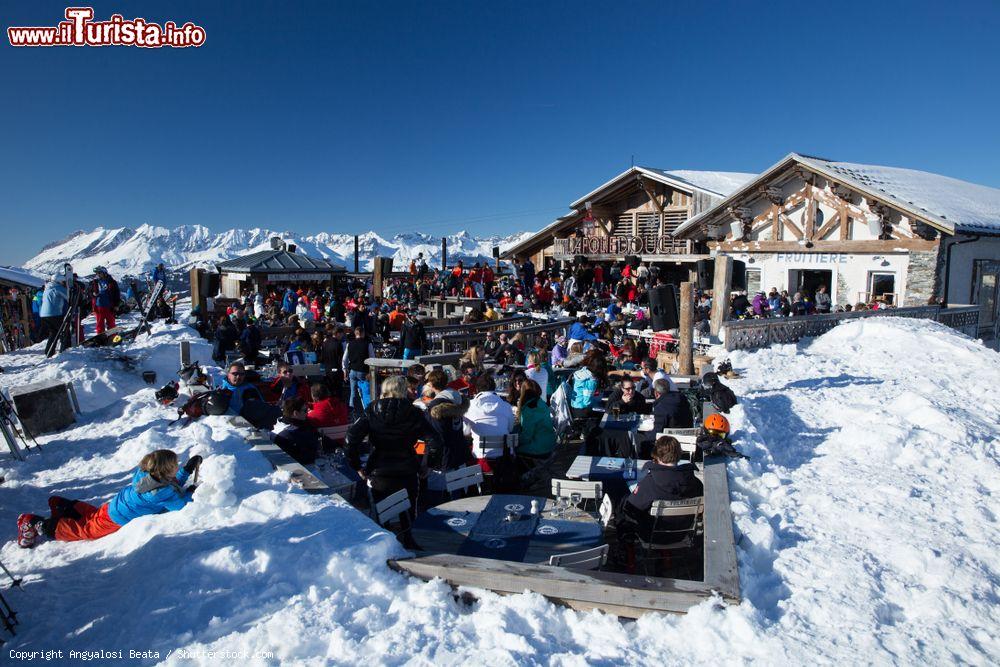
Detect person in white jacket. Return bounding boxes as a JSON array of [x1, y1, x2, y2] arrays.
[[524, 351, 549, 400], [463, 374, 516, 466]]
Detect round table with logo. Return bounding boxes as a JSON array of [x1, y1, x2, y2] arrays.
[[410, 494, 604, 564]]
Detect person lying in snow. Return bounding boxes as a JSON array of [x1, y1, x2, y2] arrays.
[[16, 450, 201, 548]]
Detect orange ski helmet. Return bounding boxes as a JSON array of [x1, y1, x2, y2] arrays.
[[703, 413, 730, 435]]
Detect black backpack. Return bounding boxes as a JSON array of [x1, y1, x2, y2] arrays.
[[711, 383, 738, 414]]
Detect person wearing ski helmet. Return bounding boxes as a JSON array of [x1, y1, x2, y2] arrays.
[[90, 266, 121, 335], [17, 450, 201, 547]]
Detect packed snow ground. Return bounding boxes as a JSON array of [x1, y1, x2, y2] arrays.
[[1, 316, 998, 665]]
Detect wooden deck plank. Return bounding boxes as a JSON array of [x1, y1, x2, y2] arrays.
[[388, 554, 714, 617], [701, 457, 741, 602]]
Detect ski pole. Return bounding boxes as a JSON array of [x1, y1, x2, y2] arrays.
[[0, 590, 17, 633], [0, 560, 23, 588]]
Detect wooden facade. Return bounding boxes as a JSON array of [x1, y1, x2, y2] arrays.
[[503, 167, 745, 268], [677, 157, 953, 308]]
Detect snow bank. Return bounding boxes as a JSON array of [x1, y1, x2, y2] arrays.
[[1, 315, 998, 664]]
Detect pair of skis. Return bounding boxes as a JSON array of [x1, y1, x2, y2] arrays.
[[0, 391, 41, 462], [125, 279, 165, 343]]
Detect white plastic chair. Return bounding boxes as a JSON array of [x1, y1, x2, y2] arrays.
[[548, 544, 609, 570], [444, 464, 484, 498], [372, 488, 411, 528], [551, 478, 603, 511], [641, 497, 704, 551], [476, 433, 519, 457]]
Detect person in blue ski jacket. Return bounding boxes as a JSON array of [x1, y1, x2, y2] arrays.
[[17, 450, 200, 547], [567, 316, 598, 344], [281, 288, 297, 315], [215, 362, 265, 415], [151, 263, 167, 285], [39, 274, 70, 357]]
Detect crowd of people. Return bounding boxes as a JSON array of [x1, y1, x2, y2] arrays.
[[19, 253, 744, 577], [728, 284, 896, 320]]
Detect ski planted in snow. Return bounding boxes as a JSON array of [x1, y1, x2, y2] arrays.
[[126, 279, 165, 342]]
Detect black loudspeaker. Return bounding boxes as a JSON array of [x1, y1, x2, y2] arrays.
[[492, 246, 500, 259], [649, 285, 679, 332], [696, 259, 713, 290], [732, 260, 746, 290], [625, 255, 641, 269]]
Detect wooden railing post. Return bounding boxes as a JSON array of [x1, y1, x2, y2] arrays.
[[710, 255, 733, 340], [679, 281, 694, 375]]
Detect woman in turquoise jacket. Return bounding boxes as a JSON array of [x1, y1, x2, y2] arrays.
[[515, 380, 556, 470]]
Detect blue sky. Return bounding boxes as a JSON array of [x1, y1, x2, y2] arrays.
[[2, 0, 998, 265]]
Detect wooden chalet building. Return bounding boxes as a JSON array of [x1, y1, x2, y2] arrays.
[[673, 153, 1000, 339], [215, 239, 346, 298], [502, 166, 755, 281]]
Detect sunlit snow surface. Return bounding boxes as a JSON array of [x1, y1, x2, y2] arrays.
[[1, 315, 998, 665]]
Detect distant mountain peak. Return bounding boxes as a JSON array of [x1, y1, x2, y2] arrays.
[[24, 224, 533, 277]]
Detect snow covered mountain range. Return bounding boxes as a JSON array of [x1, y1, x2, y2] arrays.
[[23, 224, 533, 278]]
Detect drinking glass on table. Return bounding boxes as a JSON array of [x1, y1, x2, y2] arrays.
[[570, 492, 582, 511]]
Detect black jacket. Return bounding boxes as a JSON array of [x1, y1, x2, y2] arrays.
[[425, 396, 471, 471], [347, 398, 433, 477], [400, 320, 426, 351], [651, 391, 693, 433], [213, 321, 239, 362], [321, 337, 344, 372], [345, 338, 369, 373], [626, 461, 702, 513], [273, 419, 320, 465]]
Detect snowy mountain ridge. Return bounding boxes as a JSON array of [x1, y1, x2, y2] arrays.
[[23, 224, 532, 277]]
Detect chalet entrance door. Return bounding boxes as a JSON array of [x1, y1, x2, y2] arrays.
[[788, 269, 832, 300]]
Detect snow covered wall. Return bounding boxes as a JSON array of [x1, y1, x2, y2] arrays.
[[23, 224, 532, 278], [0, 316, 998, 664]]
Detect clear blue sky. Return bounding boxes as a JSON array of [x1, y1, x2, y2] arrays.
[[2, 0, 999, 265]]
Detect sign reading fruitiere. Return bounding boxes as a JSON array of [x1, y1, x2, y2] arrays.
[[772, 252, 847, 264]]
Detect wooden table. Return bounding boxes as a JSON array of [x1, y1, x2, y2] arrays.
[[411, 494, 604, 564]]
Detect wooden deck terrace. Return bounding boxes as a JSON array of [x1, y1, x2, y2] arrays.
[[231, 411, 741, 619]]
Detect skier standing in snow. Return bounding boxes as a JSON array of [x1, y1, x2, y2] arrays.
[[89, 266, 121, 334], [39, 272, 70, 357], [151, 262, 168, 286], [17, 450, 201, 547]]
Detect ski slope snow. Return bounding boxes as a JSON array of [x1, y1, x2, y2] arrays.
[[0, 316, 998, 665]]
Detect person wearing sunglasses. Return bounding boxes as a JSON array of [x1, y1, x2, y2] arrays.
[[216, 362, 265, 415], [267, 361, 311, 403]]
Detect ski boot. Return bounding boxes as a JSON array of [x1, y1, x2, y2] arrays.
[[16, 514, 41, 549]]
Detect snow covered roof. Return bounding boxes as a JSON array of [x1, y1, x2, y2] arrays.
[[636, 168, 758, 199], [0, 265, 44, 288], [798, 155, 1000, 235], [674, 153, 1000, 237], [570, 166, 756, 208], [217, 249, 345, 273]]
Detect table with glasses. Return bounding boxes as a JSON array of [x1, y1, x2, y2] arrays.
[[565, 455, 651, 503], [410, 494, 604, 564]]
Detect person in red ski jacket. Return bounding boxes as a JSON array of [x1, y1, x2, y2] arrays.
[[306, 383, 348, 427]]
